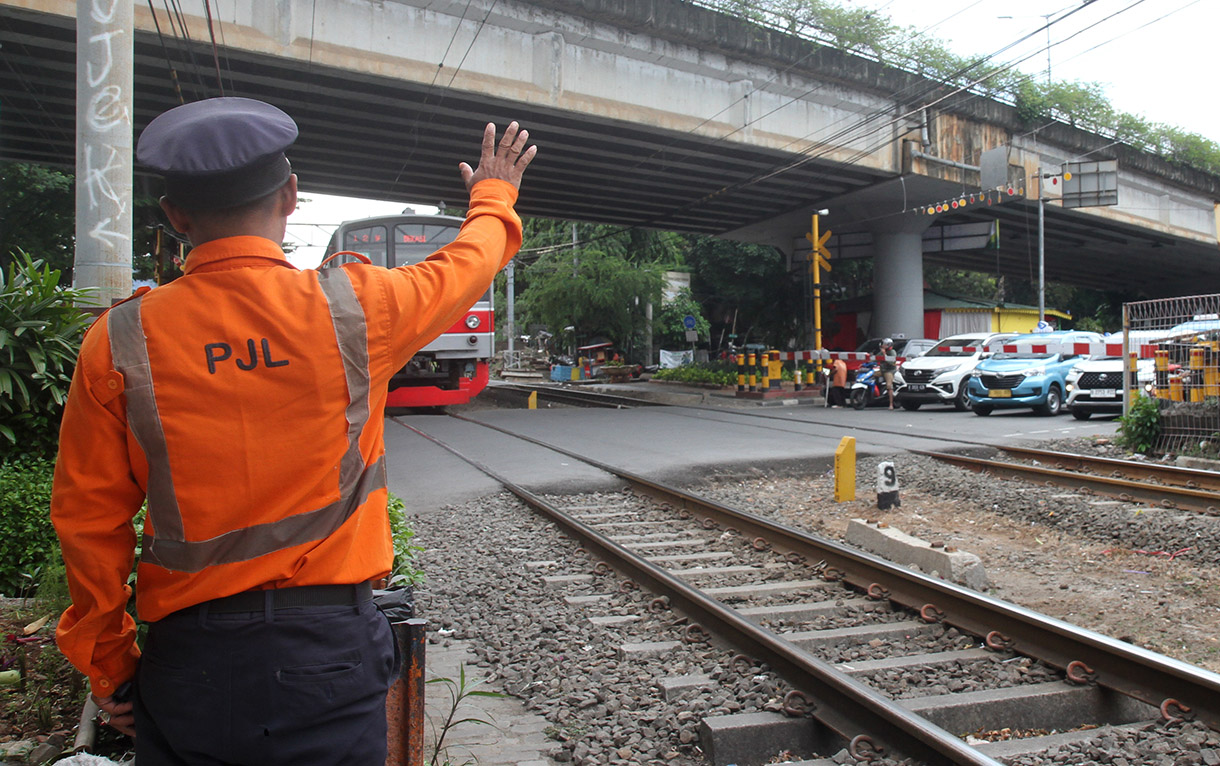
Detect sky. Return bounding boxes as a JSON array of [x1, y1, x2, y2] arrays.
[[866, 0, 1217, 141], [287, 0, 1214, 268]]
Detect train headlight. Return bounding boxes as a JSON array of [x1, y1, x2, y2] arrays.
[[467, 335, 478, 346], [465, 314, 482, 329]]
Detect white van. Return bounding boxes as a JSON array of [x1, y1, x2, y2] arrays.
[[894, 332, 1016, 411]]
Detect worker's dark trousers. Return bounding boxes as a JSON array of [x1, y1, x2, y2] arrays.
[[132, 599, 396, 765]]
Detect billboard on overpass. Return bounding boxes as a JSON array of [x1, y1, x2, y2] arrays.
[[1062, 160, 1118, 209]]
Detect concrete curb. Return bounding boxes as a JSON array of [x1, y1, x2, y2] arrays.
[[844, 519, 989, 591]]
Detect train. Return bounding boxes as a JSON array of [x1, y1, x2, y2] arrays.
[[322, 211, 493, 408]]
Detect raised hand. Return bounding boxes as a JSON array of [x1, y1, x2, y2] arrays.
[[459, 121, 537, 191]]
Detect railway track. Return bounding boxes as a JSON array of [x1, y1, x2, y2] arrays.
[[915, 447, 1220, 516], [394, 413, 1220, 765], [486, 383, 1220, 514], [490, 383, 664, 409]]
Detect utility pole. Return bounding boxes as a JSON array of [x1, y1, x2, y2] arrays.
[[76, 0, 135, 306], [1037, 177, 1045, 323], [1036, 165, 1073, 323], [505, 259, 515, 354]]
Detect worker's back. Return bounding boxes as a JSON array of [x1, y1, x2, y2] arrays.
[[99, 237, 398, 621]]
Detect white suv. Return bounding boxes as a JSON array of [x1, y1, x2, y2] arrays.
[[1065, 356, 1155, 420], [894, 332, 1016, 411]]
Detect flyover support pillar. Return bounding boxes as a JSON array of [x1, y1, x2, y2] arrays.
[[75, 0, 134, 306], [869, 216, 931, 343]]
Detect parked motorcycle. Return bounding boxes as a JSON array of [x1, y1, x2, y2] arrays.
[[849, 361, 888, 409]]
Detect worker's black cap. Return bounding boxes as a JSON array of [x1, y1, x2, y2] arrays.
[[136, 97, 298, 210]]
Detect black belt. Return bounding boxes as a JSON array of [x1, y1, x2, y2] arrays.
[[201, 582, 373, 614]]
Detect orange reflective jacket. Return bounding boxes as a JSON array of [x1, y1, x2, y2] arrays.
[[52, 179, 522, 695]]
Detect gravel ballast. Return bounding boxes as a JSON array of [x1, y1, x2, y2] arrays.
[[409, 435, 1220, 765]]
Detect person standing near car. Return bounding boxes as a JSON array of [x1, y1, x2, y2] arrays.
[[50, 96, 536, 764], [827, 356, 848, 407], [878, 338, 897, 409]]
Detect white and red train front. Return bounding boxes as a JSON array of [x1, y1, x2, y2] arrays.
[[324, 212, 493, 408]]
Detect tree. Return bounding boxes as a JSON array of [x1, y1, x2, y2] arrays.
[[0, 162, 174, 286], [684, 235, 804, 350], [653, 288, 710, 350], [515, 220, 672, 361], [924, 266, 997, 303], [0, 164, 75, 278]]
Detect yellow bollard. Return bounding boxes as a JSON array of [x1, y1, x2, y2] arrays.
[[1190, 347, 1205, 402], [1127, 352, 1139, 401], [736, 354, 746, 393], [528, 391, 537, 410], [834, 436, 856, 503], [748, 353, 757, 392], [767, 351, 782, 391], [1170, 373, 1184, 402], [1155, 350, 1169, 399], [1206, 343, 1220, 398]]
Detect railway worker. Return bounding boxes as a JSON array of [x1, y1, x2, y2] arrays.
[[826, 356, 848, 407], [50, 96, 536, 764]]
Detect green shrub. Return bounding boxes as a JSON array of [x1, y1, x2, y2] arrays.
[[32, 553, 72, 617], [0, 253, 94, 459], [387, 492, 424, 588], [652, 363, 736, 386], [0, 455, 58, 596], [1117, 395, 1162, 454]]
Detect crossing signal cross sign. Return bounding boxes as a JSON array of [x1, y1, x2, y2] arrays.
[[806, 215, 832, 272]]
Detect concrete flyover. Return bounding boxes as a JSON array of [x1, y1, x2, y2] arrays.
[[3, 0, 1219, 333]]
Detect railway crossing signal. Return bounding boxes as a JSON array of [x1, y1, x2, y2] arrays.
[[807, 223, 832, 273], [807, 213, 832, 363]]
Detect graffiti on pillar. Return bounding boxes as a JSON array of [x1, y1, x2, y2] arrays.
[[83, 143, 129, 247], [82, 0, 131, 249]]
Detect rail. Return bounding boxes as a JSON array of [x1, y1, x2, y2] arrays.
[[915, 449, 1220, 515], [392, 413, 1220, 762]]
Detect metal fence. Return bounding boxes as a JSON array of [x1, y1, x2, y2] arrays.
[[501, 349, 529, 370], [1125, 293, 1220, 454]]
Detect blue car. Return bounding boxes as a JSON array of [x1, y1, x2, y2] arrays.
[[966, 331, 1104, 416]]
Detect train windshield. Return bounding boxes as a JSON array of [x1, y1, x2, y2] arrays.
[[340, 225, 388, 267], [393, 223, 460, 266]]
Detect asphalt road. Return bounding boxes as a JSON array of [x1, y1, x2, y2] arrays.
[[384, 383, 1120, 513]]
